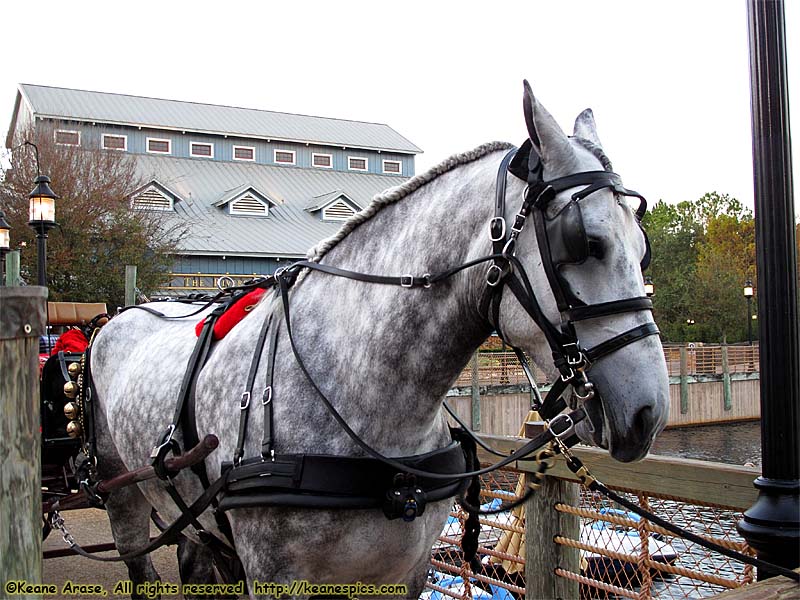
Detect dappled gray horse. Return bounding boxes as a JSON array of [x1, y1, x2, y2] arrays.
[[90, 84, 669, 598]]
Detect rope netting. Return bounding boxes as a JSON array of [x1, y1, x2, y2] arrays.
[[422, 469, 755, 600]]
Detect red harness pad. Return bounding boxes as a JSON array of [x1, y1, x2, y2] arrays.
[[51, 328, 89, 355], [195, 288, 267, 340]]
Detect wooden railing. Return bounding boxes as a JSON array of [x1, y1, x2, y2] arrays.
[[455, 344, 760, 387], [427, 436, 762, 599]]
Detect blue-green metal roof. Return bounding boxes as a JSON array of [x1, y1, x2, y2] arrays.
[[133, 154, 402, 258], [15, 84, 422, 154]]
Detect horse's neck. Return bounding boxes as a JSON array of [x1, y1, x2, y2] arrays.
[[286, 154, 501, 442]]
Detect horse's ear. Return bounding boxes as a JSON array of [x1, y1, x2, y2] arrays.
[[573, 108, 602, 146], [522, 80, 575, 168]]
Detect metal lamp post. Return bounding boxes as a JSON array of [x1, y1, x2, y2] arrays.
[[27, 175, 58, 287], [0, 210, 10, 286], [738, 0, 799, 578], [644, 276, 654, 298], [744, 279, 754, 345]]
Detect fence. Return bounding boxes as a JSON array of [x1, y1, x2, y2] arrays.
[[424, 437, 760, 599], [455, 345, 760, 388]]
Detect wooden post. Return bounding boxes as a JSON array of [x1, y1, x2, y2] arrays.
[[526, 476, 580, 600], [124, 264, 137, 306], [722, 344, 732, 411], [470, 352, 481, 432], [0, 287, 47, 595], [680, 347, 689, 414], [5, 250, 20, 286]]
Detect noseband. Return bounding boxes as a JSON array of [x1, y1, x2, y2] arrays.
[[482, 142, 659, 421]]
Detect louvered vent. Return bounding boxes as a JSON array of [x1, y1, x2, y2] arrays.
[[231, 193, 268, 216], [133, 187, 172, 211], [323, 200, 356, 221]]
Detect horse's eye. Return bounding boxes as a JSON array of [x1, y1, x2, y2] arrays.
[[587, 238, 605, 260]]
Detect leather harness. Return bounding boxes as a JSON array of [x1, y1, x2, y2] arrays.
[[79, 139, 660, 567]]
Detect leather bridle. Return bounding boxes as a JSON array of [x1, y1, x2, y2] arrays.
[[481, 142, 660, 422]]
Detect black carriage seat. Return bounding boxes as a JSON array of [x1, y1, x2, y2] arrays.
[[41, 302, 108, 467]]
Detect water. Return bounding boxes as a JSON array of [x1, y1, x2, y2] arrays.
[[649, 421, 762, 467], [617, 421, 762, 599]]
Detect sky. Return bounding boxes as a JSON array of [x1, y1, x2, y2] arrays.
[[1, 0, 797, 212]]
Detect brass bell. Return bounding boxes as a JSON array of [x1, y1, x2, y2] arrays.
[[63, 381, 78, 399], [64, 402, 80, 420], [68, 362, 82, 378], [66, 420, 83, 438]]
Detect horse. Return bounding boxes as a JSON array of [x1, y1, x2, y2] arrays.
[[88, 82, 669, 598]]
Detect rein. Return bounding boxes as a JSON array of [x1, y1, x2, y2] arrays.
[[55, 145, 800, 584]]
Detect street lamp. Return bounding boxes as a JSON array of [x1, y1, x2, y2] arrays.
[[644, 276, 655, 297], [743, 278, 754, 345], [0, 209, 10, 286], [27, 175, 59, 287]]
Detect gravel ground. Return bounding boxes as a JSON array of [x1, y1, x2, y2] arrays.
[[42, 508, 186, 599]]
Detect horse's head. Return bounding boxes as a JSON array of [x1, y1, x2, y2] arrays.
[[496, 82, 669, 462]]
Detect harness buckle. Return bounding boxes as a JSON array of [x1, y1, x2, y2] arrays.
[[240, 392, 251, 410], [262, 386, 273, 405], [510, 213, 526, 234], [400, 275, 414, 288], [489, 217, 506, 242], [486, 264, 508, 287], [422, 273, 432, 289]]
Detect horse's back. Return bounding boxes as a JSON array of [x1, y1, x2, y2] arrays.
[[90, 303, 212, 469]]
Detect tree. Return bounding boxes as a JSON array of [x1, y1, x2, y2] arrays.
[[642, 199, 703, 342], [643, 192, 757, 343], [693, 198, 756, 342], [0, 125, 184, 308]]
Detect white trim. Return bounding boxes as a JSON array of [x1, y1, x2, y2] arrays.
[[348, 156, 368, 171], [273, 149, 296, 165], [101, 133, 127, 151], [322, 198, 357, 221], [229, 192, 269, 217], [190, 141, 215, 159], [382, 159, 402, 175], [311, 152, 333, 169], [132, 185, 174, 212], [232, 145, 256, 161], [54, 129, 80, 146], [146, 137, 172, 154]]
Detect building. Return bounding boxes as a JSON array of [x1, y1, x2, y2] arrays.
[[5, 84, 421, 294]]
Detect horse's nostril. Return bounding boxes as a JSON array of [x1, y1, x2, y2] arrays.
[[633, 405, 655, 440]]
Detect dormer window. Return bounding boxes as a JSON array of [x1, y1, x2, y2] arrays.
[[382, 160, 402, 175], [132, 185, 174, 211], [55, 130, 80, 146], [190, 142, 214, 158], [215, 186, 275, 217], [147, 138, 171, 154], [274, 150, 296, 165], [323, 199, 357, 221], [348, 157, 368, 171], [230, 193, 269, 216], [306, 190, 361, 222]]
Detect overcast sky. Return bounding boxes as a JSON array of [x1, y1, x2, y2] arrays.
[[1, 0, 797, 212]]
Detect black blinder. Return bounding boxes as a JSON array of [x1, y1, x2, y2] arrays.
[[545, 200, 589, 267], [640, 225, 652, 271]]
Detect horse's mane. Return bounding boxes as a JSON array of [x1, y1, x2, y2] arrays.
[[306, 141, 515, 263]]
